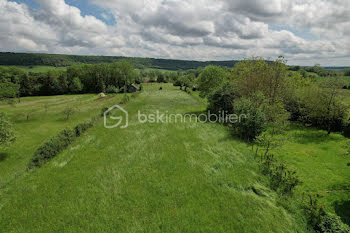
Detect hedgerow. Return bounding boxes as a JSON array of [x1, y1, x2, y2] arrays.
[[28, 120, 94, 169]]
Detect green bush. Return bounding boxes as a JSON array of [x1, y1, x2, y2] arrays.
[[29, 129, 76, 168], [0, 112, 16, 146], [260, 153, 301, 195], [207, 83, 235, 115], [304, 195, 349, 232], [101, 107, 109, 116], [233, 97, 266, 141], [173, 80, 182, 87], [29, 119, 95, 168], [74, 122, 93, 137], [106, 85, 118, 94]]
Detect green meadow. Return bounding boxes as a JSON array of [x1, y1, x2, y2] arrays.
[[0, 65, 67, 73], [0, 83, 349, 232]]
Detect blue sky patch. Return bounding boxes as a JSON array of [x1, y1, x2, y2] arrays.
[[9, 0, 116, 25]]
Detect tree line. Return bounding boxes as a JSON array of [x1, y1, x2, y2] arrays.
[[0, 52, 238, 70], [175, 57, 349, 139], [0, 60, 141, 100]]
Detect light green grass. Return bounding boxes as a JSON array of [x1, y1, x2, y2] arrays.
[[0, 93, 123, 189], [0, 84, 308, 232], [0, 65, 67, 73], [270, 124, 350, 226]]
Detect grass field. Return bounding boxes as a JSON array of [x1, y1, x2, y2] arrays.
[[0, 84, 348, 232], [0, 93, 123, 189], [0, 84, 310, 232], [271, 124, 350, 225], [0, 65, 67, 73]]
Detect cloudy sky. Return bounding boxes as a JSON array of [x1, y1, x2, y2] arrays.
[[0, 0, 349, 66]]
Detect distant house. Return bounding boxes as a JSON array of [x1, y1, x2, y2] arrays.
[[119, 84, 139, 93], [127, 84, 139, 93]]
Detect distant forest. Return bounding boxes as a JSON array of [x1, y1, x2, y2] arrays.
[[0, 52, 238, 70]]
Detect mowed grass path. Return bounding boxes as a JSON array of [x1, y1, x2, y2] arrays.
[[0, 84, 307, 232]]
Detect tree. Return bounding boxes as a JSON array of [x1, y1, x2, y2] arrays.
[[0, 113, 16, 147], [157, 74, 166, 83], [233, 57, 288, 104], [106, 85, 118, 94], [21, 109, 37, 121], [298, 79, 347, 135], [207, 82, 236, 115], [57, 72, 69, 94], [20, 73, 34, 96], [69, 77, 83, 93], [0, 80, 20, 104], [116, 60, 136, 87], [233, 97, 266, 141], [197, 65, 227, 98], [62, 106, 75, 120]]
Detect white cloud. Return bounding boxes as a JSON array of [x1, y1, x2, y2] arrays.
[[0, 0, 349, 66]]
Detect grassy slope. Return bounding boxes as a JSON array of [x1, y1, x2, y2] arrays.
[[272, 125, 350, 226], [0, 94, 123, 189], [0, 84, 307, 232]]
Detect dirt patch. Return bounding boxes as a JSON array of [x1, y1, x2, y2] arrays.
[[94, 95, 115, 102]]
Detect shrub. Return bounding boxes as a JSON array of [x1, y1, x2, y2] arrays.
[[69, 77, 83, 93], [197, 65, 227, 98], [0, 113, 16, 146], [173, 80, 182, 87], [260, 153, 301, 195], [74, 122, 93, 137], [207, 83, 235, 115], [29, 129, 76, 168], [304, 195, 349, 233], [101, 107, 109, 116], [62, 106, 75, 120], [29, 118, 96, 169], [106, 85, 118, 94], [233, 97, 266, 141]]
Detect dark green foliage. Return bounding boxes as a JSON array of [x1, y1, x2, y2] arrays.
[[304, 196, 349, 232], [260, 153, 301, 195], [101, 107, 109, 116], [173, 79, 182, 87], [0, 113, 16, 146], [233, 97, 266, 141], [29, 129, 76, 168], [74, 122, 93, 137], [342, 121, 350, 138], [69, 77, 83, 93], [157, 74, 166, 83], [106, 85, 118, 94], [305, 65, 341, 77], [344, 69, 350, 76], [29, 118, 96, 168], [0, 80, 20, 101], [0, 61, 138, 97], [0, 52, 238, 70], [207, 83, 235, 115]]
